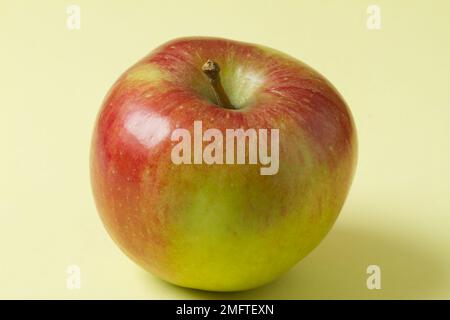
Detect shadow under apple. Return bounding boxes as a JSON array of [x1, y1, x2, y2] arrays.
[[139, 217, 446, 299]]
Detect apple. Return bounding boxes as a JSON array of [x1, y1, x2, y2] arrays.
[[90, 37, 357, 292]]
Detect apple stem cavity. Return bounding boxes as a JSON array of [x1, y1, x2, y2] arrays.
[[202, 60, 235, 110]]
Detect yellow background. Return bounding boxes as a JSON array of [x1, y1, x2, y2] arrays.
[[1, 0, 449, 299]]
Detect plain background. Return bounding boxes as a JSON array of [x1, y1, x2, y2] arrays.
[[1, 0, 449, 299]]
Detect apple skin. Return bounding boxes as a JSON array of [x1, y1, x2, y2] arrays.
[[90, 37, 357, 292]]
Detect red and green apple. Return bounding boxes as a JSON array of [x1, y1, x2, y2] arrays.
[[90, 37, 357, 291]]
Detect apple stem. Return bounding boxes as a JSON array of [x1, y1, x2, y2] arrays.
[[202, 60, 235, 109]]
